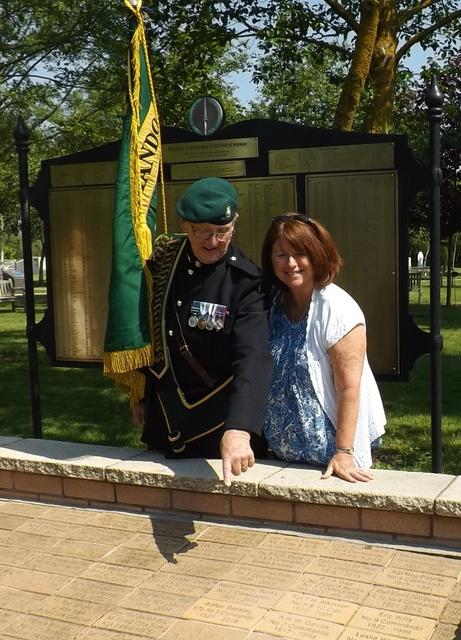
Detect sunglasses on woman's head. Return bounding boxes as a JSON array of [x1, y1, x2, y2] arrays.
[[271, 214, 311, 224]]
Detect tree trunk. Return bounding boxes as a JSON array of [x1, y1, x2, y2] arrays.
[[364, 0, 398, 133], [333, 0, 382, 131]]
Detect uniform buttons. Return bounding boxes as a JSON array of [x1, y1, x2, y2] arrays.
[[187, 269, 194, 276], [176, 300, 182, 307], [194, 260, 201, 268], [168, 329, 173, 337], [230, 256, 237, 261]]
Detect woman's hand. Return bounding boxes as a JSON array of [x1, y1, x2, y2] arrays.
[[321, 450, 373, 483]]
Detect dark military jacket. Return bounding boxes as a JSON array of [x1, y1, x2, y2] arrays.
[[141, 235, 273, 458]]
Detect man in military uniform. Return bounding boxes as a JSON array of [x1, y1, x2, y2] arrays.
[[132, 177, 273, 485]]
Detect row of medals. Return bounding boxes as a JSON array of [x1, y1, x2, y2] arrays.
[[188, 301, 227, 331]]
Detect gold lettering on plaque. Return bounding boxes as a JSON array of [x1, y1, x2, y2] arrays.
[[165, 176, 297, 264], [306, 171, 397, 375], [50, 187, 113, 362], [163, 137, 258, 163], [50, 162, 118, 188], [171, 160, 246, 181], [269, 143, 394, 175]]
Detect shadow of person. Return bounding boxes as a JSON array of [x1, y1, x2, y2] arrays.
[[145, 513, 201, 564]]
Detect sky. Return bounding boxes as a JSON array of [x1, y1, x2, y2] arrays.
[[229, 43, 433, 104]]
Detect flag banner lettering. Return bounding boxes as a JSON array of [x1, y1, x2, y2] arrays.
[[103, 0, 164, 403]]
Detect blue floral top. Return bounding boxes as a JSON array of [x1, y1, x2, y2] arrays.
[[263, 301, 336, 465]]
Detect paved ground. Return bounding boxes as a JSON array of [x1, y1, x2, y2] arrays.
[[0, 499, 460, 640]]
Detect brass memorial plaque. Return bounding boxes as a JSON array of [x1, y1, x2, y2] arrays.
[[49, 187, 114, 362], [163, 137, 258, 163], [164, 176, 297, 264], [50, 162, 118, 188], [171, 160, 246, 181], [305, 171, 398, 374], [269, 143, 394, 175]]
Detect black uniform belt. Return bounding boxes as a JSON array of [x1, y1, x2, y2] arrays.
[[151, 367, 233, 454]]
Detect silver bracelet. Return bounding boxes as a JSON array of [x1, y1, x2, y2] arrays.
[[335, 447, 355, 455]]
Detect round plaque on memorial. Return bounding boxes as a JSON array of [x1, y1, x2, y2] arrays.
[[188, 96, 224, 136]]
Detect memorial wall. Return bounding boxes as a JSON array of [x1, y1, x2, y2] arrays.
[[38, 119, 420, 378]]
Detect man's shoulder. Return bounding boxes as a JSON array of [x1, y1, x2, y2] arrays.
[[226, 244, 261, 278]]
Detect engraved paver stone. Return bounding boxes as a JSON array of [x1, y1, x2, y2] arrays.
[[58, 578, 132, 604], [122, 532, 187, 554], [338, 630, 407, 640], [376, 567, 456, 597], [0, 609, 20, 632], [349, 606, 437, 640], [225, 563, 300, 590], [38, 507, 101, 526], [440, 600, 461, 625], [161, 619, 247, 639], [0, 567, 72, 594], [78, 629, 153, 640], [428, 623, 461, 640], [322, 542, 395, 566], [161, 556, 233, 580], [0, 546, 37, 568], [48, 539, 114, 560], [242, 547, 314, 572], [0, 502, 50, 518], [258, 533, 329, 556], [256, 610, 343, 640], [205, 581, 283, 607], [141, 518, 206, 539], [23, 552, 91, 576], [141, 572, 217, 597], [0, 586, 46, 613], [274, 591, 358, 624], [305, 557, 382, 583], [448, 582, 461, 602], [2, 612, 85, 640], [120, 587, 196, 616], [80, 561, 152, 586], [101, 546, 167, 570], [0, 514, 32, 530], [184, 597, 266, 629], [198, 526, 267, 547], [292, 573, 371, 603], [93, 607, 174, 638], [27, 595, 106, 625], [390, 551, 461, 579], [365, 585, 446, 618], [0, 531, 57, 551], [177, 541, 246, 563]]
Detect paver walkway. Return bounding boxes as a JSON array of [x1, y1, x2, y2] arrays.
[[0, 499, 460, 640]]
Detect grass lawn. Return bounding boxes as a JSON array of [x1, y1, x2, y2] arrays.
[[0, 279, 460, 474]]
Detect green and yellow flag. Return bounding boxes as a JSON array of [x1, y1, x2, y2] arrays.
[[103, 0, 165, 404]]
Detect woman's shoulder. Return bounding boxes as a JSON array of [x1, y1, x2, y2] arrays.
[[314, 284, 364, 321]]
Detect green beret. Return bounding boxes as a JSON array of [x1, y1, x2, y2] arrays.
[[176, 177, 237, 225]]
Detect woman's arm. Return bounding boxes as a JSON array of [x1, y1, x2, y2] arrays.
[[321, 324, 373, 483]]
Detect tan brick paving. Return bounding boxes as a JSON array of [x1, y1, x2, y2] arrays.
[[0, 498, 459, 640]]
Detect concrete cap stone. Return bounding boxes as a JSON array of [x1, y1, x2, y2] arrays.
[[435, 476, 461, 517], [0, 438, 142, 480], [107, 456, 288, 497], [259, 467, 455, 513]]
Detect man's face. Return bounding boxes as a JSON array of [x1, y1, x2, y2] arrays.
[[181, 220, 235, 264]]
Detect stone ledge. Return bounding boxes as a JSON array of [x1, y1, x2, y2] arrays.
[[0, 436, 459, 518]]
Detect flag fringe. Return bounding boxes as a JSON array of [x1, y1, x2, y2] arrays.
[[103, 344, 153, 375]]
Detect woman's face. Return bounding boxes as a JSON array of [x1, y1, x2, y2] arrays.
[[271, 235, 315, 293], [181, 220, 235, 264]]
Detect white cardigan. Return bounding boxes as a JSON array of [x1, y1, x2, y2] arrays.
[[302, 283, 386, 468]]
